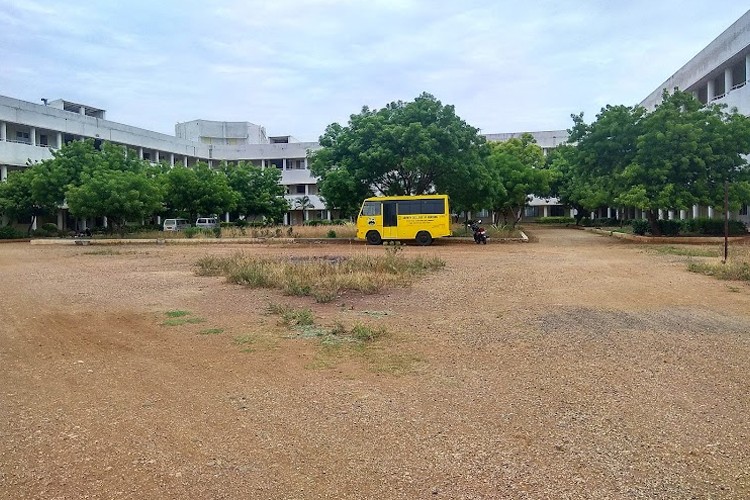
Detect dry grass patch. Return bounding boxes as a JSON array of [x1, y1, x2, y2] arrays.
[[195, 249, 445, 302], [687, 244, 750, 281]]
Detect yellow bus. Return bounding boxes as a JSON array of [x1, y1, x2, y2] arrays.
[[356, 194, 452, 245]]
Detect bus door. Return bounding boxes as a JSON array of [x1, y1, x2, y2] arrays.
[[382, 201, 398, 239]]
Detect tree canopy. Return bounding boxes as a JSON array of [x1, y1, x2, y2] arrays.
[[222, 161, 288, 223], [310, 92, 489, 213], [485, 134, 554, 226], [560, 90, 750, 233], [162, 162, 238, 221]]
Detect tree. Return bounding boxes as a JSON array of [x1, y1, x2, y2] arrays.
[[66, 169, 163, 236], [614, 91, 750, 233], [485, 134, 553, 226], [222, 162, 288, 223], [163, 162, 238, 221], [545, 144, 607, 224], [310, 92, 489, 211], [0, 168, 49, 234]]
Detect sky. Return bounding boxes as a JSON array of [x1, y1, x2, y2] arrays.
[[1, 1, 748, 142]]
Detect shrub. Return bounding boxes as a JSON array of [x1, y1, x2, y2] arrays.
[[234, 219, 249, 228], [631, 219, 649, 235], [220, 222, 233, 228], [682, 217, 747, 236], [0, 226, 24, 239], [657, 219, 681, 236], [212, 226, 222, 238], [183, 227, 200, 239], [32, 223, 62, 238], [327, 229, 337, 238]]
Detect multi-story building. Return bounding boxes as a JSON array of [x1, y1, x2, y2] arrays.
[[0, 95, 324, 229], [639, 9, 750, 224]]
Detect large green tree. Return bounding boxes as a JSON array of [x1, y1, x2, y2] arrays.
[[616, 91, 750, 228], [310, 92, 489, 213], [545, 143, 608, 223], [163, 162, 238, 221], [486, 134, 554, 226], [66, 168, 164, 236], [222, 161, 288, 223], [0, 168, 49, 234]]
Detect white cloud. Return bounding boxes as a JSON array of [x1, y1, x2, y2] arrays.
[[0, 0, 748, 140]]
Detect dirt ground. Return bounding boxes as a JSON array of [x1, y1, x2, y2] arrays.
[[1, 227, 749, 499]]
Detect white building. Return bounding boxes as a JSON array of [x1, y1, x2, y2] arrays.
[[0, 95, 325, 228], [640, 9, 750, 224], [641, 10, 750, 114]]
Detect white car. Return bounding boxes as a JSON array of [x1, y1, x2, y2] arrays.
[[195, 217, 219, 229], [163, 218, 191, 231]]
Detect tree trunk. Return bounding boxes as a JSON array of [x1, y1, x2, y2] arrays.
[[646, 209, 661, 236]]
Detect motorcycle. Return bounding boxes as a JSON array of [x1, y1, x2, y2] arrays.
[[468, 219, 488, 244]]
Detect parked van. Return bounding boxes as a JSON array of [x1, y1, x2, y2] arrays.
[[163, 218, 191, 231], [195, 217, 219, 229]]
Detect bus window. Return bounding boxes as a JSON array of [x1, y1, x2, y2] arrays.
[[361, 201, 381, 216], [422, 199, 445, 214]]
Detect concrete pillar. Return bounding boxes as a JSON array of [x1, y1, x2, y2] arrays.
[[157, 216, 161, 225], [225, 212, 230, 223], [183, 157, 188, 167], [56, 132, 63, 148], [30, 127, 36, 146], [693, 205, 699, 218], [170, 153, 175, 167], [0, 121, 5, 141], [668, 210, 674, 220], [679, 209, 687, 220], [79, 106, 85, 115], [32, 217, 37, 231], [1, 165, 7, 182], [283, 213, 289, 225], [658, 209, 664, 220], [543, 206, 550, 217], [154, 151, 159, 163], [708, 207, 714, 219], [707, 79, 715, 102], [725, 67, 733, 94], [746, 55, 750, 85], [57, 211, 64, 229], [261, 159, 266, 169], [606, 207, 612, 218], [138, 147, 143, 160], [590, 212, 595, 219], [327, 210, 332, 221], [304, 185, 310, 195], [81, 218, 87, 230], [103, 216, 108, 228]]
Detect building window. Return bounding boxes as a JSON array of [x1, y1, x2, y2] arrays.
[[741, 204, 749, 216], [295, 185, 306, 194], [524, 206, 540, 217], [16, 131, 30, 143], [40, 134, 48, 146], [550, 205, 565, 217]]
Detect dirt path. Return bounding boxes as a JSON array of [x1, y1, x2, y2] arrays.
[[2, 228, 749, 499]]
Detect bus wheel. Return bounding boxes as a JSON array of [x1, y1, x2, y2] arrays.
[[415, 231, 433, 246], [366, 231, 382, 245]]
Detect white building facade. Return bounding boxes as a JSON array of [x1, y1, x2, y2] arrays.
[[0, 95, 325, 228], [639, 10, 750, 225]]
